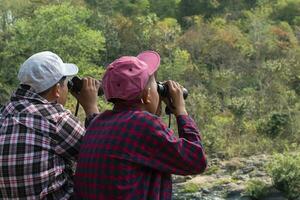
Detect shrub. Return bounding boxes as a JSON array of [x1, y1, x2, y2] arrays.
[[267, 153, 300, 199], [258, 113, 291, 138], [182, 182, 200, 193], [245, 179, 269, 199]]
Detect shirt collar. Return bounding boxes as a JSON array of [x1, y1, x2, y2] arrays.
[[113, 99, 142, 112], [12, 85, 51, 104]]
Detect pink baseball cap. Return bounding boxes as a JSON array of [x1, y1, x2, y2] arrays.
[[102, 50, 160, 101]]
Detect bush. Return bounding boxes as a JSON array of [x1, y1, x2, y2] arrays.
[[245, 179, 269, 199], [258, 113, 291, 138], [182, 182, 200, 193], [267, 152, 300, 199]]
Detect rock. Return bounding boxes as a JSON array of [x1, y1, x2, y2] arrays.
[[216, 152, 226, 159], [226, 190, 242, 199], [239, 196, 252, 200], [242, 166, 255, 174], [232, 172, 250, 181], [209, 158, 221, 166], [261, 188, 288, 200], [187, 176, 216, 185], [249, 170, 267, 177], [173, 175, 192, 184], [226, 182, 245, 193], [201, 188, 210, 194], [221, 158, 245, 172], [172, 154, 284, 200]]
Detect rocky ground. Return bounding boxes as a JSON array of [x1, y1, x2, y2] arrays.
[[172, 154, 292, 200]]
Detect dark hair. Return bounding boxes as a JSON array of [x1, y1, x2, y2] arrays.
[[38, 76, 67, 96]]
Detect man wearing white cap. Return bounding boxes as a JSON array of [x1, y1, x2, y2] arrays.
[[0, 51, 99, 199]]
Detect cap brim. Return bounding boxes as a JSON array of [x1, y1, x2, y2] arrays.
[[137, 51, 160, 75], [62, 63, 79, 76]]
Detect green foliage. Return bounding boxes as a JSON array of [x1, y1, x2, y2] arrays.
[[245, 179, 269, 199], [178, 0, 222, 20], [90, 13, 182, 64], [149, 0, 179, 18], [203, 165, 220, 175], [85, 0, 150, 16], [267, 153, 300, 199], [178, 0, 259, 24], [0, 0, 300, 158], [1, 3, 105, 86], [158, 48, 191, 81], [258, 113, 291, 137], [12, 3, 105, 65], [271, 0, 300, 25], [0, 82, 11, 104], [182, 182, 200, 193]]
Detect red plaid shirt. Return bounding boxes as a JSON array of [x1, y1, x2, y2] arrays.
[[74, 106, 207, 200], [0, 86, 85, 199]]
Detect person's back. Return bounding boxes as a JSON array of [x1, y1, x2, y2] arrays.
[[74, 51, 207, 199], [0, 86, 82, 199], [0, 51, 99, 199]]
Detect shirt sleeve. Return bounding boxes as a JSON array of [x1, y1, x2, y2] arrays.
[[54, 111, 85, 161], [130, 113, 207, 175], [85, 113, 98, 128]]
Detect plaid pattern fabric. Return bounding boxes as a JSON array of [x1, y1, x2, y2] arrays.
[[74, 106, 207, 200], [0, 86, 85, 199]]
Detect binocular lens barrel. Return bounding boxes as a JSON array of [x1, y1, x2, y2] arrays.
[[157, 82, 188, 99], [67, 76, 103, 96]]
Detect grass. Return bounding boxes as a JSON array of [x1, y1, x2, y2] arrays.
[[182, 182, 200, 193]]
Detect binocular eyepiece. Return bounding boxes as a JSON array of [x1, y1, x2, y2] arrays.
[[68, 77, 188, 99], [157, 82, 188, 99]]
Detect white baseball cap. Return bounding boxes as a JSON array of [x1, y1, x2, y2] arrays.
[[18, 51, 79, 93]]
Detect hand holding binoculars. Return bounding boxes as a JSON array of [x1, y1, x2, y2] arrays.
[[67, 76, 104, 96]]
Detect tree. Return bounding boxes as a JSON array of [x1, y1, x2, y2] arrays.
[[0, 3, 106, 105], [85, 0, 150, 16], [177, 0, 259, 24], [2, 3, 105, 74], [271, 0, 300, 25], [149, 0, 180, 18]]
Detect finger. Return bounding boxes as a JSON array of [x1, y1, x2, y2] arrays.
[[90, 77, 94, 88], [176, 81, 183, 89], [87, 77, 92, 87], [95, 79, 100, 87], [95, 80, 101, 89], [173, 81, 180, 89], [168, 80, 176, 91], [90, 78, 95, 88], [92, 78, 97, 89], [82, 77, 88, 88]]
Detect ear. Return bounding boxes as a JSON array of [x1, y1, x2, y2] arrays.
[[141, 87, 151, 104], [53, 83, 60, 99]]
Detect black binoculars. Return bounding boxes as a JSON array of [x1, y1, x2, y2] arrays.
[[67, 76, 104, 96], [68, 77, 188, 100], [157, 82, 188, 99]]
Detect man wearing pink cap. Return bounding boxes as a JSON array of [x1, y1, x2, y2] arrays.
[[74, 51, 207, 199]]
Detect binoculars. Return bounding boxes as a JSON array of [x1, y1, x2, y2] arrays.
[[67, 76, 104, 96], [68, 77, 188, 99], [157, 82, 188, 99]]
